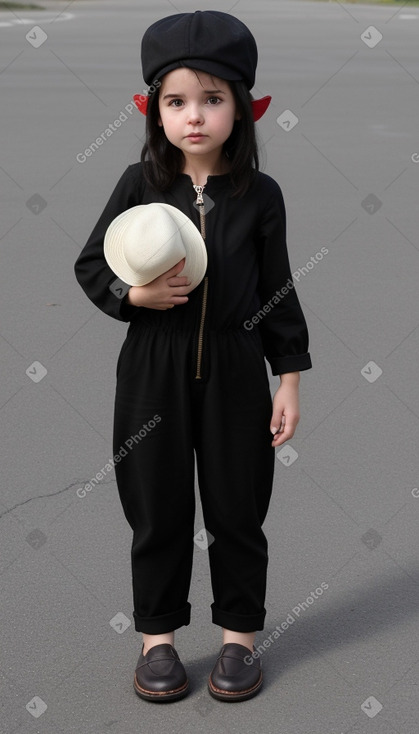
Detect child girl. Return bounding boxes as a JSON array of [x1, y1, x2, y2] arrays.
[[74, 10, 312, 703]]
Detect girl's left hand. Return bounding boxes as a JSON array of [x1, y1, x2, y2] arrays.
[[270, 380, 300, 447]]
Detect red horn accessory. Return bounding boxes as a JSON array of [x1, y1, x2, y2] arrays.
[[133, 93, 272, 121], [133, 94, 149, 115], [251, 95, 271, 121]]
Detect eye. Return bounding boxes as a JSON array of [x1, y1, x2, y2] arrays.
[[207, 96, 221, 105], [168, 99, 184, 107]]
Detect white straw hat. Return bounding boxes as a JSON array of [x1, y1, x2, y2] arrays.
[[104, 203, 207, 290]]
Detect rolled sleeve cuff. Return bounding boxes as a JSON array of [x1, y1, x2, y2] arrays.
[[268, 352, 312, 376]]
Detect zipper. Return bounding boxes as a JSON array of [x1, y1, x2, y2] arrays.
[[193, 184, 208, 379], [195, 276, 208, 380]]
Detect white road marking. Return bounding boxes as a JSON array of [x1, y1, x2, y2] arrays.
[[0, 12, 74, 28]]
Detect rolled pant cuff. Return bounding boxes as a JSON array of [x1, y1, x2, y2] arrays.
[[211, 603, 266, 632], [133, 603, 191, 634]]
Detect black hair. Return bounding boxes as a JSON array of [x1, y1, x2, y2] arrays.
[[140, 69, 261, 198]]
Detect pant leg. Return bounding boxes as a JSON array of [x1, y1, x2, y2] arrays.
[[193, 328, 275, 632], [113, 323, 196, 634]]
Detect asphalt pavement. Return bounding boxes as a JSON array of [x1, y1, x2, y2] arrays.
[[1, 1, 419, 732]]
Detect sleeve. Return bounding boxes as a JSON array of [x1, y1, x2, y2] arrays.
[[255, 178, 312, 376], [74, 164, 143, 322]]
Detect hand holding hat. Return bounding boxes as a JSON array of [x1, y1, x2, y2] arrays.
[[104, 203, 207, 293]]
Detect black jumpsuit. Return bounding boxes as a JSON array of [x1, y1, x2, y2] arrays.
[[74, 163, 312, 634]]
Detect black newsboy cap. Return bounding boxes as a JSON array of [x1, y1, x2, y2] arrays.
[[141, 10, 258, 90]]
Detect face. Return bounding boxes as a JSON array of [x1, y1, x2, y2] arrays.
[[157, 67, 241, 159]]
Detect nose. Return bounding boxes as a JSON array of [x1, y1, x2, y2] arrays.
[[186, 103, 204, 125]]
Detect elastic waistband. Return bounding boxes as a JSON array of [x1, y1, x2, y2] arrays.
[[130, 312, 254, 335]]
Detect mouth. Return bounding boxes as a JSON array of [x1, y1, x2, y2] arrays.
[[186, 133, 206, 138]]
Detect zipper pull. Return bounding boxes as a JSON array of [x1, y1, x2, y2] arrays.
[[192, 184, 205, 205]]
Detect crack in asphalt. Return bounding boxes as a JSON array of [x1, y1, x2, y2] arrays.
[[0, 478, 116, 520]]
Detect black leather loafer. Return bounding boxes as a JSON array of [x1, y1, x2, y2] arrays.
[[133, 643, 189, 702], [208, 643, 262, 702]]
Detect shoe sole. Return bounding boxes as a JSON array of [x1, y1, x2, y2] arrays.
[[133, 673, 189, 702], [207, 672, 263, 702]]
